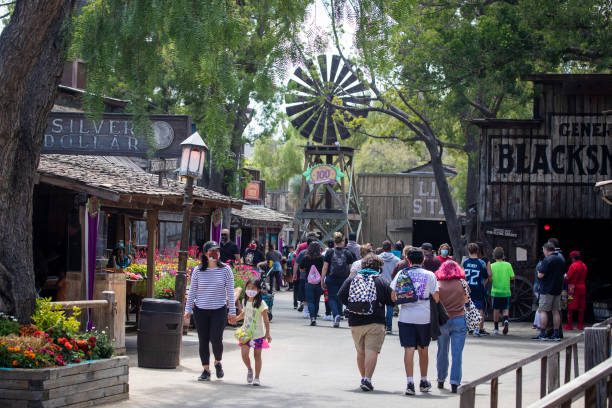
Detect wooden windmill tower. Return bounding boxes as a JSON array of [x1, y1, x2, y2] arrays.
[[285, 55, 369, 243]]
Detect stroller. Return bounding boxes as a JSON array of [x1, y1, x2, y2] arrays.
[[258, 265, 275, 321]]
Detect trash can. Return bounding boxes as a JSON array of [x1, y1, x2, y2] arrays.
[[137, 298, 182, 368]]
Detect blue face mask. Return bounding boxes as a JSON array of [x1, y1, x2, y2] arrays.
[[441, 249, 449, 257]]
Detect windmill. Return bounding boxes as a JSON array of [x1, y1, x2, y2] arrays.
[[285, 55, 369, 244]]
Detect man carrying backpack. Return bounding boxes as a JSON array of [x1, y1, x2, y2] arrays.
[[390, 247, 439, 396], [338, 254, 394, 392], [321, 232, 356, 328]]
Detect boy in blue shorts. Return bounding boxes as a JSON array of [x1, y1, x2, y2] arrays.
[[463, 243, 489, 336], [490, 247, 514, 335]]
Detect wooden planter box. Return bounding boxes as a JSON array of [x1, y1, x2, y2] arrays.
[[0, 356, 129, 408]]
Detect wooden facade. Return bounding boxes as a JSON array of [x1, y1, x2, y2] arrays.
[[358, 164, 460, 247], [473, 75, 612, 303]]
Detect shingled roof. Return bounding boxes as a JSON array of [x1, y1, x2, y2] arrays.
[[232, 205, 293, 227], [38, 154, 246, 211]]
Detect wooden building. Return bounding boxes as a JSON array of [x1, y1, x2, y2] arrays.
[[230, 205, 293, 253], [472, 74, 612, 319], [358, 163, 462, 248]]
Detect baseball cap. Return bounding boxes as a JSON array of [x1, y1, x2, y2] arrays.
[[202, 241, 220, 252], [421, 242, 433, 251]]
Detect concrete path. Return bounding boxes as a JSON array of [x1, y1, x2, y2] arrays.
[[106, 291, 583, 408]]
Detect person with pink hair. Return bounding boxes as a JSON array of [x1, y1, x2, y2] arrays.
[[434, 260, 468, 393]]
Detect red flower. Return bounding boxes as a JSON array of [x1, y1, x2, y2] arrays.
[[64, 343, 73, 350]]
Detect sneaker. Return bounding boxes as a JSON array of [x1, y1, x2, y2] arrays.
[[451, 384, 458, 393], [437, 381, 444, 389], [503, 320, 509, 335], [198, 370, 211, 381], [323, 315, 332, 321], [333, 315, 341, 328], [252, 378, 260, 386], [493, 329, 500, 335], [360, 378, 374, 392], [385, 329, 392, 335], [246, 369, 253, 384], [297, 303, 304, 312], [310, 318, 317, 326], [405, 382, 416, 395], [531, 334, 548, 341], [479, 329, 491, 336], [468, 330, 474, 335], [302, 309, 310, 319], [549, 334, 561, 342], [214, 362, 224, 378], [420, 380, 432, 392]]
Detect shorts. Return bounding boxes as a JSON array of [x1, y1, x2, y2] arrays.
[[472, 298, 484, 310], [239, 337, 270, 349], [351, 323, 386, 353], [398, 322, 431, 349], [492, 296, 510, 310], [538, 294, 561, 312]]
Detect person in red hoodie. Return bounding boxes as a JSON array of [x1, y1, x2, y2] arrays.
[[564, 251, 587, 330]]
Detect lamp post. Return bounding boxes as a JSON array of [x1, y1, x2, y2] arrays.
[[175, 132, 208, 319]]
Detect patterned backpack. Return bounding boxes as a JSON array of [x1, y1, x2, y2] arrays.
[[347, 274, 378, 315], [394, 269, 418, 305]]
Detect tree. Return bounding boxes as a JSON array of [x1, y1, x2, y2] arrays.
[[321, 0, 611, 259], [0, 0, 76, 321]]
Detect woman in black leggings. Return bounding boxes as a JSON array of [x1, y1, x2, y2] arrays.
[[184, 241, 237, 381]]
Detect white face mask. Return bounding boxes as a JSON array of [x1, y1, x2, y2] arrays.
[[245, 289, 258, 298]]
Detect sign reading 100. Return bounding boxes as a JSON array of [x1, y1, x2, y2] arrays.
[[304, 164, 344, 185]]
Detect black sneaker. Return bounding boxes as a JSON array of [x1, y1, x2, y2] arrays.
[[531, 334, 548, 341], [420, 380, 432, 392], [360, 378, 374, 391], [549, 334, 561, 342], [198, 370, 211, 381], [451, 384, 458, 393], [310, 318, 317, 326], [405, 382, 416, 395], [437, 381, 444, 389], [468, 330, 474, 335], [297, 303, 304, 312], [479, 329, 491, 336], [214, 362, 224, 378], [503, 320, 509, 335]]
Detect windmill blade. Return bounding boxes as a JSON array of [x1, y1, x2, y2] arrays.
[[313, 107, 328, 143], [340, 96, 371, 106], [286, 101, 315, 118], [305, 60, 323, 90], [343, 82, 368, 95], [317, 55, 328, 83], [331, 65, 351, 94], [335, 119, 352, 140], [325, 111, 336, 144], [293, 67, 319, 92], [338, 72, 360, 91], [301, 106, 325, 141], [285, 93, 314, 104], [287, 78, 317, 96], [329, 55, 341, 84]]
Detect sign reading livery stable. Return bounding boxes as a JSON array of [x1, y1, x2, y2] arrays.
[[42, 112, 191, 158]]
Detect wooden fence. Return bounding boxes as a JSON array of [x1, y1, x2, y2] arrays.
[[459, 317, 612, 408], [51, 290, 117, 350]]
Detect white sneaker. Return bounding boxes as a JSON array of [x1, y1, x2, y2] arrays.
[[302, 310, 310, 319], [252, 378, 260, 386], [493, 329, 500, 335], [323, 315, 332, 321]]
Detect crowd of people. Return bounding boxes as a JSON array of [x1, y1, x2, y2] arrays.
[[182, 230, 587, 394]]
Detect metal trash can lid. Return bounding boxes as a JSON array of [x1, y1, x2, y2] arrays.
[[140, 298, 182, 314]]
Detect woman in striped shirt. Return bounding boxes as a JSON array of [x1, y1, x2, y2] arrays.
[[185, 241, 237, 381]]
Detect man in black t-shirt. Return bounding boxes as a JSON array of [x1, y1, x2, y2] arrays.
[[321, 232, 356, 328], [219, 229, 240, 264], [534, 242, 566, 341]]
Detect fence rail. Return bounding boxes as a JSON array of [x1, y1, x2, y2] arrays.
[[459, 317, 612, 408]]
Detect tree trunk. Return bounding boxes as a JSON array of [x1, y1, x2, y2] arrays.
[[0, 0, 74, 322], [425, 138, 465, 261]]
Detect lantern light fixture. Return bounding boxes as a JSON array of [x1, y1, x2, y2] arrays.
[[179, 131, 208, 179]]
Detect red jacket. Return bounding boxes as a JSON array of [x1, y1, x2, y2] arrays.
[[566, 260, 587, 296]]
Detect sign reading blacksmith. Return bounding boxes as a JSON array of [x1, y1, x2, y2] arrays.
[[42, 112, 191, 158], [488, 114, 612, 185]]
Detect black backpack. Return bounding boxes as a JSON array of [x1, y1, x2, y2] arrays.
[[329, 248, 350, 279]]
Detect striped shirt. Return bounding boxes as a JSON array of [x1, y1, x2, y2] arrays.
[[185, 264, 236, 315]]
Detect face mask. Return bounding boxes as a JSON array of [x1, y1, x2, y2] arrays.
[[249, 244, 256, 250], [220, 234, 228, 243], [245, 289, 258, 298], [441, 249, 449, 257], [208, 251, 219, 261]]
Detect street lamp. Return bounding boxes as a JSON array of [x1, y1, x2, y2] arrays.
[[175, 132, 208, 325]]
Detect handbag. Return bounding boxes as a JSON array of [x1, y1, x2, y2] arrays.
[[460, 279, 482, 331], [234, 308, 259, 344]]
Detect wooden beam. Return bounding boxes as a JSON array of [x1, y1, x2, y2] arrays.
[[39, 174, 120, 202], [146, 210, 158, 298]]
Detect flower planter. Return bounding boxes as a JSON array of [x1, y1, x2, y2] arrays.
[[0, 356, 129, 408]]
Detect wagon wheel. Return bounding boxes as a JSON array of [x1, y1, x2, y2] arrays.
[[285, 54, 370, 144], [509, 275, 534, 321]]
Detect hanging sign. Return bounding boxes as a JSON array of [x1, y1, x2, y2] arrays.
[[244, 181, 261, 200], [304, 164, 344, 185]]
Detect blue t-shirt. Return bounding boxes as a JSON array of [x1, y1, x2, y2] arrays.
[[463, 257, 488, 300]]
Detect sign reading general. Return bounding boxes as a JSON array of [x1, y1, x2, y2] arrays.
[[42, 112, 191, 158], [489, 114, 612, 185]]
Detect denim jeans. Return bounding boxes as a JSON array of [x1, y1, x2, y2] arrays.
[[305, 282, 323, 319], [436, 316, 468, 385], [325, 276, 345, 318], [385, 305, 394, 331]]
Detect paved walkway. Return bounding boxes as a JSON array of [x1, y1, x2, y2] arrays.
[[107, 291, 583, 408]]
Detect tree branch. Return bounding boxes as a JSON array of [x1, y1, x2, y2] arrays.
[[0, 1, 15, 6], [466, 96, 495, 118], [0, 12, 9, 19], [353, 128, 423, 143]]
